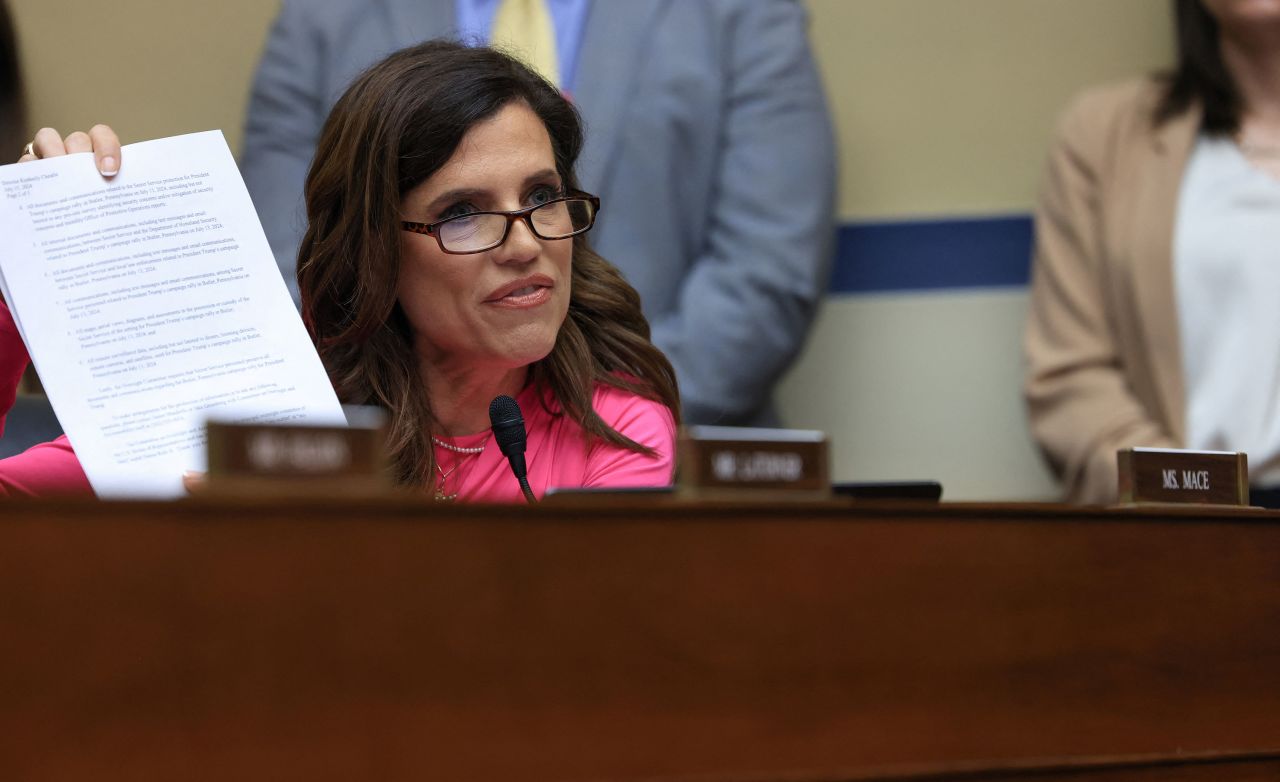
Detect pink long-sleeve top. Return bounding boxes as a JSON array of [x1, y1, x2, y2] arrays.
[[0, 303, 90, 496], [429, 381, 676, 502], [0, 302, 675, 500]]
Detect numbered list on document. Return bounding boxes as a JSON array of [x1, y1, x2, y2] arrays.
[[0, 131, 344, 497]]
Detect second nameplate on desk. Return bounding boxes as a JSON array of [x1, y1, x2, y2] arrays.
[[678, 425, 830, 500], [204, 406, 391, 497]]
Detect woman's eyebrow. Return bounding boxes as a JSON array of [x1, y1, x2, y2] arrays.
[[522, 169, 560, 186], [423, 188, 486, 214], [420, 169, 561, 214]]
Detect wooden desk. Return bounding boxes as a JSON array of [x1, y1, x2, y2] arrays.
[[1, 498, 1278, 781]]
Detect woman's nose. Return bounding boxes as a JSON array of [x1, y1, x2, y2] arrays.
[[494, 216, 541, 264]]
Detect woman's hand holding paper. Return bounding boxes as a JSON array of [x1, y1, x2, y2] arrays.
[[17, 124, 120, 176]]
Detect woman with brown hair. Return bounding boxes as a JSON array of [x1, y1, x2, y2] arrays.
[[1025, 0, 1280, 504], [0, 41, 680, 500]]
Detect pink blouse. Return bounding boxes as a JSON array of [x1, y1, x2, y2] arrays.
[[0, 304, 90, 497], [0, 302, 675, 500], [431, 382, 676, 503]]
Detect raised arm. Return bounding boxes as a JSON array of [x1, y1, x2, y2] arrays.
[[0, 300, 89, 497], [1023, 91, 1177, 504], [648, 0, 836, 424], [1, 126, 118, 496], [0, 300, 26, 442]]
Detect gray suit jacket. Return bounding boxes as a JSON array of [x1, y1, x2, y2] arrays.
[[241, 0, 836, 425]]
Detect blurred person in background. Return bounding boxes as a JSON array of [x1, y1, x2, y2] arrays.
[[0, 0, 22, 159], [1025, 0, 1280, 504], [240, 0, 837, 427]]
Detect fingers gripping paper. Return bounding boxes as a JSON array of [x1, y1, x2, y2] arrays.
[[0, 131, 344, 498]]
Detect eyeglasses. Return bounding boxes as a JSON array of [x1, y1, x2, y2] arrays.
[[400, 191, 601, 254]]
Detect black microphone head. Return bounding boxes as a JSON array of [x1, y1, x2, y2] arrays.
[[488, 395, 527, 457]]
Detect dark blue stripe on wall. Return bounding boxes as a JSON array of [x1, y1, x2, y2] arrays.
[[831, 214, 1033, 294]]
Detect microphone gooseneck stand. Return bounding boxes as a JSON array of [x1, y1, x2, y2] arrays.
[[488, 395, 537, 504]]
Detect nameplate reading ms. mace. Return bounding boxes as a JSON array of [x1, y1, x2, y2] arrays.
[[0, 131, 344, 498], [1117, 447, 1249, 506]]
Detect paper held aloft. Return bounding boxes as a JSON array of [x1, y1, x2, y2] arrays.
[[0, 131, 345, 498]]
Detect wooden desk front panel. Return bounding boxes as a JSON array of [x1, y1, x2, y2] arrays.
[[0, 500, 1277, 780]]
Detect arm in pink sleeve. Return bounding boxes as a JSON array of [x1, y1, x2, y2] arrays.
[[0, 300, 25, 442], [0, 302, 92, 497], [581, 386, 677, 488]]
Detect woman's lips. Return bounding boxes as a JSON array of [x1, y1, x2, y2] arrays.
[[487, 285, 552, 308], [485, 275, 554, 308]]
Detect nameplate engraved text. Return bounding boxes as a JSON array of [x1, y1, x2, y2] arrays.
[[1118, 448, 1247, 506]]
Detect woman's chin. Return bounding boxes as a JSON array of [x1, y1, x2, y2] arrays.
[[489, 332, 558, 370]]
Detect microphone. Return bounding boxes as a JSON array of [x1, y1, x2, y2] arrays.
[[489, 395, 536, 504]]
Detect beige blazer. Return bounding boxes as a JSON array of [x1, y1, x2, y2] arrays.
[[1024, 77, 1201, 504]]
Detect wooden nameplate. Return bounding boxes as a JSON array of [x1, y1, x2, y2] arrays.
[[1117, 447, 1248, 507], [205, 407, 391, 497], [678, 425, 830, 500]]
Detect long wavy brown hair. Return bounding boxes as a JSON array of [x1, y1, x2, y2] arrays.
[[297, 41, 680, 487]]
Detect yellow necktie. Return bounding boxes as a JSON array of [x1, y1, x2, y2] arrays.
[[491, 0, 560, 88]]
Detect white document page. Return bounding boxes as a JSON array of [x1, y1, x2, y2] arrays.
[[0, 131, 345, 498]]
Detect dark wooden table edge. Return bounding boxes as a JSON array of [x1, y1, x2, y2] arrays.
[[613, 747, 1280, 782], [4, 494, 1279, 526]]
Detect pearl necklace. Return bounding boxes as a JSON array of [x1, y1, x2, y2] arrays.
[[432, 435, 488, 454]]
